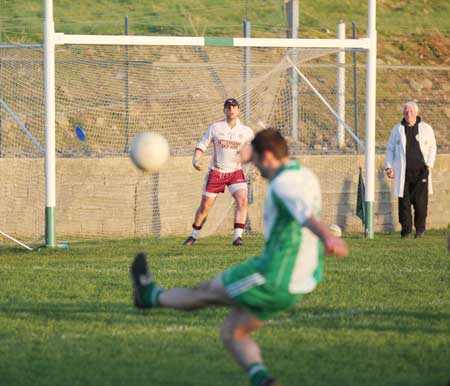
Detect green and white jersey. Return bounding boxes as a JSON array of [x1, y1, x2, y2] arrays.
[[254, 160, 323, 294]]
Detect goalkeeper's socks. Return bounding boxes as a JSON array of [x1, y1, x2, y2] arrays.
[[233, 223, 245, 240], [191, 222, 203, 239], [191, 228, 201, 239], [247, 363, 270, 386]]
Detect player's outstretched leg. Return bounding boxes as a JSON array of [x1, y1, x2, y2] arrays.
[[130, 253, 163, 308], [131, 253, 232, 311]]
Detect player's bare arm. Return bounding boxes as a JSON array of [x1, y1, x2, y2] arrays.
[[239, 143, 253, 164], [192, 148, 203, 171]]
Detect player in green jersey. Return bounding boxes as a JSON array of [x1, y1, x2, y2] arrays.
[[131, 128, 348, 386]]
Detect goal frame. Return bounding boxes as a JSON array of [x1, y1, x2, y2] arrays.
[[43, 0, 377, 246]]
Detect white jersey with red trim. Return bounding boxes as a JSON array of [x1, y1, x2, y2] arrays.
[[196, 118, 254, 173]]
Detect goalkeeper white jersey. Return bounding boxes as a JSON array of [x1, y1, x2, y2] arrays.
[[256, 160, 324, 294], [196, 118, 254, 173]]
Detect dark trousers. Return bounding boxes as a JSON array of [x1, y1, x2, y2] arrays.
[[398, 168, 428, 236]]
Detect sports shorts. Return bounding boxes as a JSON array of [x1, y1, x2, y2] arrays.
[[202, 169, 247, 198], [221, 257, 302, 321]]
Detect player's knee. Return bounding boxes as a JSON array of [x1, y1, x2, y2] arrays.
[[196, 205, 209, 218], [221, 322, 250, 346], [235, 195, 248, 209], [199, 200, 214, 213], [203, 205, 212, 215], [192, 280, 226, 308]]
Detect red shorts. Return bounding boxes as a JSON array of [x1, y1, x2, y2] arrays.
[[202, 169, 248, 197]]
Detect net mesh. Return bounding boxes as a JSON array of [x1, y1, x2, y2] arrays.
[[0, 44, 367, 243]]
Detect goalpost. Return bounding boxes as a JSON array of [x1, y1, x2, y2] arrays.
[[37, 1, 376, 246]]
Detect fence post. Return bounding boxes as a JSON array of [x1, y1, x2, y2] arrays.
[[243, 18, 251, 125], [123, 15, 130, 153], [337, 21, 346, 148], [0, 57, 3, 157], [286, 0, 299, 141], [352, 22, 359, 151]]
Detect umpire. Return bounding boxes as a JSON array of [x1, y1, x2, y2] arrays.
[[385, 101, 437, 239]]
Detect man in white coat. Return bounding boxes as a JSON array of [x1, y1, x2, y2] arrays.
[[385, 101, 436, 238]]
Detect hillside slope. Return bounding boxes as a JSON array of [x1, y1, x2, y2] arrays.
[[1, 0, 449, 64]]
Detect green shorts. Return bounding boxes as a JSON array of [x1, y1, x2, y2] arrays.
[[221, 257, 302, 321]]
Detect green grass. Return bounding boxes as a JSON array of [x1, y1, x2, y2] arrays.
[[1, 0, 450, 43], [0, 231, 449, 386]]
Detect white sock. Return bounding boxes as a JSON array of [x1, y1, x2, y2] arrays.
[[233, 227, 244, 240], [191, 228, 201, 239]]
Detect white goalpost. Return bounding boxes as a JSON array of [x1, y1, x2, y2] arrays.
[[16, 0, 377, 247], [44, 0, 57, 247]]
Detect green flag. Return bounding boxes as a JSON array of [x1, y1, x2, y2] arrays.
[[356, 167, 366, 225]]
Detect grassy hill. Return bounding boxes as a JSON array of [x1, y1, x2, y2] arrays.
[[1, 0, 450, 65]]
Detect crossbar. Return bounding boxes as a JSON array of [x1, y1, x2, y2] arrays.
[[54, 33, 370, 49]]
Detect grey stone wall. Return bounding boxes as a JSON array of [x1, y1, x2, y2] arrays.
[[1, 154, 449, 241]]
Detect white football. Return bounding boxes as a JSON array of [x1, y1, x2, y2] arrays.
[[130, 132, 170, 172], [328, 224, 342, 237]]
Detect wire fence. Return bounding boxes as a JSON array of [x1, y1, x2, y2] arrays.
[[0, 44, 449, 155], [374, 65, 450, 153]]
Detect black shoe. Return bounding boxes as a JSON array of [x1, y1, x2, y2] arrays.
[[415, 231, 425, 239], [130, 253, 153, 309], [183, 236, 197, 246], [232, 237, 243, 246], [401, 233, 412, 239], [260, 377, 281, 386]]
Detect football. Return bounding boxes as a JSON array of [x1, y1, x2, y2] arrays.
[[130, 132, 170, 172], [328, 223, 342, 238]]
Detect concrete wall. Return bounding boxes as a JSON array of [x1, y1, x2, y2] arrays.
[[1, 154, 449, 240]]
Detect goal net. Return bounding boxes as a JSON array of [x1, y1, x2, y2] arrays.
[[0, 43, 366, 243]]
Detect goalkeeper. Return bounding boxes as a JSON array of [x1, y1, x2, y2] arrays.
[[184, 98, 254, 246]]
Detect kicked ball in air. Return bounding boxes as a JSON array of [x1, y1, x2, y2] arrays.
[[130, 132, 170, 172], [328, 224, 342, 238]]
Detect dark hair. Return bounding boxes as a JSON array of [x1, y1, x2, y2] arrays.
[[252, 128, 289, 160]]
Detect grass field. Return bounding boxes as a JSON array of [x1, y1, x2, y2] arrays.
[[0, 231, 449, 386], [2, 0, 450, 66], [3, 0, 450, 37]]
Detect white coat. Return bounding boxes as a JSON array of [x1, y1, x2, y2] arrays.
[[385, 120, 437, 197]]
